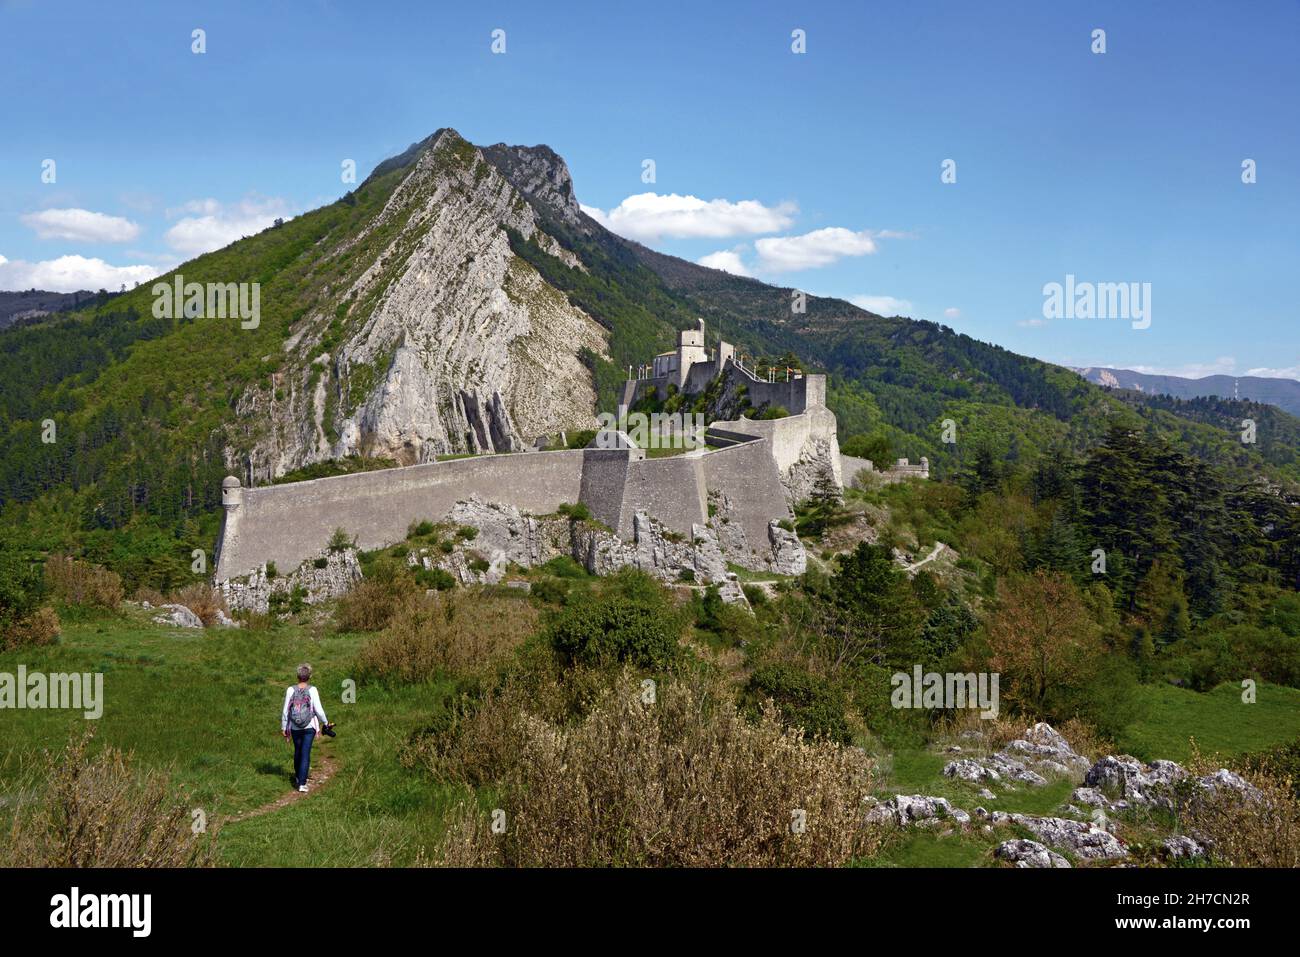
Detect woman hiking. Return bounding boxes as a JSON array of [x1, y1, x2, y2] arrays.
[[282, 663, 330, 792]]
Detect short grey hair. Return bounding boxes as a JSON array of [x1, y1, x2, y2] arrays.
[[296, 663, 312, 682]]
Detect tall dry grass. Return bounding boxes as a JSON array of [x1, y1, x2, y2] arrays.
[[1, 605, 60, 651], [1, 730, 218, 867], [357, 590, 537, 684], [436, 671, 882, 867], [44, 554, 123, 610], [1179, 743, 1300, 867]]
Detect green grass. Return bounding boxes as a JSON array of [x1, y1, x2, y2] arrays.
[[1116, 681, 1300, 763], [0, 607, 463, 866]]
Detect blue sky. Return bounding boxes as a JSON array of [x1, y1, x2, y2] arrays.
[[1, 0, 1296, 378]]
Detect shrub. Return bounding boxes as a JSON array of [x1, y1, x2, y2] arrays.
[[413, 566, 456, 591], [336, 559, 414, 632], [455, 526, 478, 542], [742, 584, 767, 607], [265, 561, 278, 580], [536, 556, 587, 579], [438, 540, 454, 554], [408, 520, 436, 538], [357, 591, 537, 684], [43, 554, 123, 610], [743, 663, 851, 744], [547, 576, 684, 671], [1179, 747, 1300, 867], [1, 546, 58, 650], [313, 557, 329, 569], [0, 730, 218, 867], [436, 672, 881, 866], [328, 528, 354, 552], [467, 557, 490, 574], [402, 681, 534, 787], [267, 585, 308, 617], [167, 582, 226, 627], [1, 605, 60, 652], [758, 405, 790, 420], [531, 577, 570, 605], [557, 502, 592, 521]]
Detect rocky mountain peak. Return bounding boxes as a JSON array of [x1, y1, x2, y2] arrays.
[[480, 142, 587, 230]]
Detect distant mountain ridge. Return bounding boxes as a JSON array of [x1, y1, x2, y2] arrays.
[[1074, 366, 1300, 417], [0, 289, 94, 330]]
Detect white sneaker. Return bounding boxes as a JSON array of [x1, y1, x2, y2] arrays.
[[298, 785, 308, 793]]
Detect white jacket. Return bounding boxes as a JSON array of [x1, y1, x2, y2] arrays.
[[282, 684, 329, 733]]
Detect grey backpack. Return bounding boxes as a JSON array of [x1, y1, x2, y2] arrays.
[[288, 686, 314, 730]]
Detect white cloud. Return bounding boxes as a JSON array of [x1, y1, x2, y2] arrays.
[[164, 196, 295, 256], [21, 208, 141, 243], [850, 294, 913, 316], [0, 253, 163, 293], [580, 193, 796, 242], [1246, 362, 1300, 381], [754, 227, 878, 272], [944, 307, 961, 319], [696, 249, 752, 277], [1127, 357, 1238, 378]]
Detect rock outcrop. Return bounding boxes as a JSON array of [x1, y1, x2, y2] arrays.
[[865, 794, 972, 828], [943, 722, 1087, 787], [1082, 755, 1261, 811], [220, 547, 363, 614], [995, 839, 1072, 869], [235, 130, 610, 481]]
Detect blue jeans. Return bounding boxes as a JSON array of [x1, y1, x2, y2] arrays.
[[291, 728, 316, 786]]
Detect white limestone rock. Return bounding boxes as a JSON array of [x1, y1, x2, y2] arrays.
[[995, 839, 1072, 869], [153, 604, 203, 629]]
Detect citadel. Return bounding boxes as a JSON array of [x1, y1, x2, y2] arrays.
[[214, 321, 926, 610]]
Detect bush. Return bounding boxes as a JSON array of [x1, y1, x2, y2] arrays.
[[357, 591, 537, 684], [547, 574, 684, 671], [743, 663, 851, 744], [557, 502, 591, 521], [536, 556, 588, 579], [0, 546, 58, 650], [0, 730, 218, 867], [408, 520, 436, 538], [436, 672, 881, 866], [336, 559, 414, 632], [413, 566, 456, 591], [1179, 747, 1300, 867], [44, 554, 123, 610], [327, 528, 354, 552], [1, 605, 60, 652], [267, 585, 308, 617], [313, 557, 329, 569], [167, 582, 226, 627], [455, 526, 478, 542]]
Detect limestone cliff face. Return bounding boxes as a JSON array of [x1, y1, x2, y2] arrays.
[[236, 130, 609, 479]]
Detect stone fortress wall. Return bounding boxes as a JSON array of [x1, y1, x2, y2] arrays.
[[215, 319, 843, 584]]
